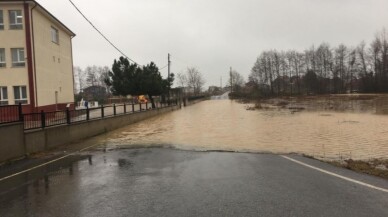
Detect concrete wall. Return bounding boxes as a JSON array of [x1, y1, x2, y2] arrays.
[[0, 105, 178, 163], [25, 105, 179, 153], [0, 122, 25, 162]]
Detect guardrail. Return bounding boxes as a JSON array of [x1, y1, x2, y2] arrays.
[[23, 100, 178, 130]]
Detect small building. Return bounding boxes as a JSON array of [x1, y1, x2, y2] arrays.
[[208, 86, 218, 92], [181, 86, 194, 95], [0, 0, 75, 112], [82, 85, 107, 102]]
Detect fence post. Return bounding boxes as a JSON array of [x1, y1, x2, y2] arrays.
[[41, 110, 46, 128], [66, 109, 71, 124], [18, 103, 23, 121], [139, 103, 142, 111], [101, 105, 104, 118], [113, 104, 116, 116], [146, 103, 148, 110], [86, 106, 90, 120], [132, 103, 134, 113], [124, 103, 126, 114]]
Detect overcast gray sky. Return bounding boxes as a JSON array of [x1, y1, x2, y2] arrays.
[[37, 0, 388, 87]]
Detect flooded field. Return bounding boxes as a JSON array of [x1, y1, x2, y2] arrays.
[[91, 95, 388, 161]]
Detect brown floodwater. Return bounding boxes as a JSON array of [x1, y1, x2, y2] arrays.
[[93, 96, 388, 161]]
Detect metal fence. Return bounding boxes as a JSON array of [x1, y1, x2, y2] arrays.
[[188, 95, 208, 101], [0, 104, 23, 124], [23, 100, 178, 130]]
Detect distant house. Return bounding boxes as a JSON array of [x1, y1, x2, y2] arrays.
[[208, 86, 219, 93], [82, 86, 107, 102], [0, 0, 75, 112], [181, 86, 194, 95]]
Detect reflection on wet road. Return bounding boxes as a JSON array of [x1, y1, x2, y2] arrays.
[[1, 149, 388, 217], [98, 99, 388, 160]]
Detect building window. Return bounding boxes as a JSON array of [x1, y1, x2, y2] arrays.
[[0, 48, 5, 67], [51, 27, 59, 44], [9, 10, 23, 30], [0, 87, 8, 105], [0, 10, 4, 30], [11, 48, 25, 67], [13, 86, 27, 104]]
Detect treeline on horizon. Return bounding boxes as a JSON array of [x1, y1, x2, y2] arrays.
[[246, 28, 388, 97]]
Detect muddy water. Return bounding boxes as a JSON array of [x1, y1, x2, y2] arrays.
[[95, 98, 388, 161]]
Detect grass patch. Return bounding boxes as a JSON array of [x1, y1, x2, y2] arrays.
[[329, 159, 388, 180]]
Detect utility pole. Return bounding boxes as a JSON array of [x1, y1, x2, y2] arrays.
[[168, 53, 171, 104], [168, 53, 171, 83], [230, 67, 233, 93]]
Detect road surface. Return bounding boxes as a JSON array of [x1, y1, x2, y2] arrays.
[[0, 148, 387, 217]]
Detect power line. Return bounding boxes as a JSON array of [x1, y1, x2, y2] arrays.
[[68, 0, 172, 76], [67, 0, 138, 64], [170, 54, 191, 67], [159, 64, 168, 71]]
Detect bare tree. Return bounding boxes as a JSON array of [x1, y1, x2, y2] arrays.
[[228, 70, 245, 91], [294, 52, 305, 94], [249, 28, 388, 95], [250, 57, 263, 84], [176, 72, 187, 88], [333, 44, 347, 93], [249, 52, 274, 94], [73, 66, 85, 94], [315, 43, 333, 93], [357, 41, 369, 76], [379, 29, 388, 90], [347, 48, 357, 92], [305, 45, 316, 73], [186, 67, 205, 95], [85, 65, 99, 87], [99, 66, 111, 94]]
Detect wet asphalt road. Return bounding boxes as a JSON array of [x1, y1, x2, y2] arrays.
[[0, 148, 387, 217]]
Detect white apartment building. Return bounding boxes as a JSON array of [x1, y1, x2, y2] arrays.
[[0, 0, 75, 112]]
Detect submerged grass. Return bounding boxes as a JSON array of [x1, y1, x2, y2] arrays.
[[329, 159, 388, 180], [239, 93, 388, 113], [302, 154, 388, 180]]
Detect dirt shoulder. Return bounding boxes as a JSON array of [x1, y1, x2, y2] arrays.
[[328, 158, 388, 180]]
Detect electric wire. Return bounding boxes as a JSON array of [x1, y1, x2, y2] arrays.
[[159, 64, 168, 70], [170, 54, 191, 67], [68, 0, 138, 65], [68, 0, 182, 75]]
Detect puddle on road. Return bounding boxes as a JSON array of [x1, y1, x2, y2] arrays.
[[88, 95, 388, 161]]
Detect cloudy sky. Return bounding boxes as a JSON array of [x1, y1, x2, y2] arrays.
[[37, 0, 388, 87]]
